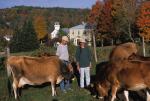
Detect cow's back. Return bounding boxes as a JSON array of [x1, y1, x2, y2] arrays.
[[7, 56, 62, 84], [109, 42, 137, 62]]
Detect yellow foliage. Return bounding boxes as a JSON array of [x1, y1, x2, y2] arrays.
[[33, 16, 48, 40], [140, 28, 150, 41]]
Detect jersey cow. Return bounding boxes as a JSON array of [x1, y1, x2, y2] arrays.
[[6, 55, 73, 99], [109, 42, 137, 63], [96, 60, 150, 101]]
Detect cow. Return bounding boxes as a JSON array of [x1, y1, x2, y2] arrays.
[[6, 55, 73, 99], [95, 59, 150, 101], [109, 42, 137, 63], [128, 53, 150, 61]]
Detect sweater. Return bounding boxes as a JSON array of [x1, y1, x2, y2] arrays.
[[75, 46, 91, 67]]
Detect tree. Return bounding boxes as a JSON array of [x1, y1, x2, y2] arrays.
[[136, 1, 150, 41], [88, 0, 103, 25], [111, 0, 137, 42], [96, 0, 114, 45], [136, 1, 150, 56], [33, 16, 48, 40], [10, 19, 39, 52], [88, 0, 103, 62]]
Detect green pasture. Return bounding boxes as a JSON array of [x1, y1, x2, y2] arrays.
[[1, 43, 150, 101]]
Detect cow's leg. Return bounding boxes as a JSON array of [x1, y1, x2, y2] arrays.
[[124, 90, 129, 101], [111, 85, 118, 101], [12, 79, 18, 99], [51, 82, 56, 96], [146, 91, 150, 101]]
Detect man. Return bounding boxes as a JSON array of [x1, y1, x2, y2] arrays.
[[56, 36, 72, 93], [75, 38, 92, 89]]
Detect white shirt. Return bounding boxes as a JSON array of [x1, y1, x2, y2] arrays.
[[56, 44, 69, 61]]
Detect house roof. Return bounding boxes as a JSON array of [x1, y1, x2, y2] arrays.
[[70, 23, 87, 29], [61, 28, 69, 33]]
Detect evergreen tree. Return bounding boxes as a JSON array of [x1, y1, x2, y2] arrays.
[[10, 19, 39, 52]]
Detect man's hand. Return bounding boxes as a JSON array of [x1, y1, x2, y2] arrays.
[[76, 62, 80, 73], [89, 62, 92, 68]]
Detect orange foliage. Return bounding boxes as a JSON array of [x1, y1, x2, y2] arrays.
[[88, 0, 103, 25], [136, 1, 150, 41], [97, 0, 113, 33]]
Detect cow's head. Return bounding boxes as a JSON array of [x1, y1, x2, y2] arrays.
[[61, 61, 74, 80], [95, 80, 110, 98], [128, 53, 138, 60]]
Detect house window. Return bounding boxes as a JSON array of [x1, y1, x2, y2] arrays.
[[72, 32, 74, 36], [78, 31, 80, 35]]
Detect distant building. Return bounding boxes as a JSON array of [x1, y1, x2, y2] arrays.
[[69, 22, 92, 46], [50, 22, 60, 39]]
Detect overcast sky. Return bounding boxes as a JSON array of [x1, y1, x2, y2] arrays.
[[0, 0, 101, 9]]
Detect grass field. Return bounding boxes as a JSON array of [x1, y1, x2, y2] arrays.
[[1, 43, 150, 101]]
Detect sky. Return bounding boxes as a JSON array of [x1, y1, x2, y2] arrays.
[[0, 0, 99, 9]]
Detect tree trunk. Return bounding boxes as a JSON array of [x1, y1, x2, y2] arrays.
[[111, 39, 114, 46], [92, 31, 98, 62], [101, 39, 103, 47], [128, 23, 134, 42], [142, 37, 145, 56]]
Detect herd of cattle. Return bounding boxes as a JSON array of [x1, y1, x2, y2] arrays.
[[5, 42, 150, 101], [95, 42, 150, 101]]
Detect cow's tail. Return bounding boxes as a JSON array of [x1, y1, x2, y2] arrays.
[[5, 46, 11, 77], [5, 59, 13, 97], [6, 62, 12, 77]]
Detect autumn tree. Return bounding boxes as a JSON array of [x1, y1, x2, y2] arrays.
[[88, 0, 103, 62], [136, 1, 150, 41], [33, 15, 48, 40], [96, 0, 114, 45], [88, 0, 103, 26], [111, 0, 137, 42]]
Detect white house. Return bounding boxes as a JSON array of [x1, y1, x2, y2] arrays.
[[69, 22, 92, 46]]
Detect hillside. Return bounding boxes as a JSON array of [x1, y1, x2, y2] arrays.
[[0, 6, 89, 35]]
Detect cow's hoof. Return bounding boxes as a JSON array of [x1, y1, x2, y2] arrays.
[[98, 96, 104, 99], [92, 95, 96, 98]]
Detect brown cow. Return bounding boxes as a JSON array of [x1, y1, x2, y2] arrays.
[[128, 53, 150, 61], [109, 42, 137, 62], [96, 60, 150, 101], [6, 55, 73, 99]]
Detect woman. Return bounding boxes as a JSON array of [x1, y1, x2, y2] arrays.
[[75, 38, 91, 88]]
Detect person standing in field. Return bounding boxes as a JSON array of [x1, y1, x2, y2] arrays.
[[56, 36, 72, 93], [75, 38, 92, 88]]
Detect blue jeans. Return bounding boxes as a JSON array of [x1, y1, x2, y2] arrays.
[[60, 79, 70, 91], [60, 60, 71, 91]]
